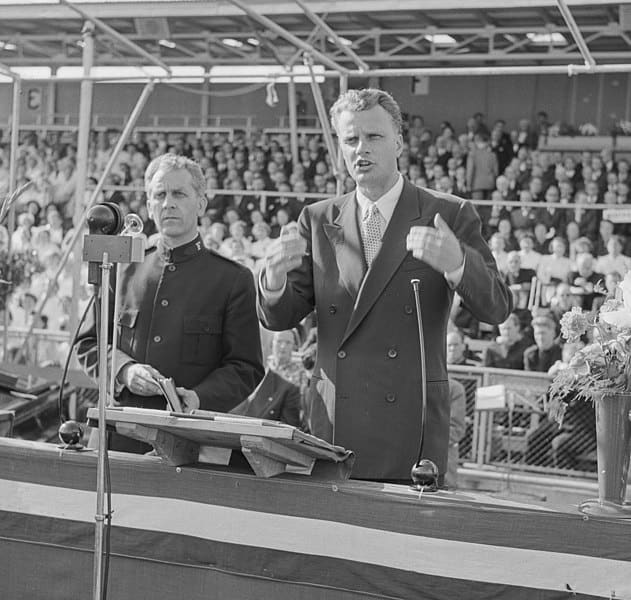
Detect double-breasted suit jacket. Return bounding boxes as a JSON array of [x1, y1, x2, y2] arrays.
[[258, 181, 512, 479]]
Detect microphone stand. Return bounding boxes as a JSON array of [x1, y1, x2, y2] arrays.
[[410, 279, 439, 492], [92, 253, 112, 600], [81, 211, 145, 600]]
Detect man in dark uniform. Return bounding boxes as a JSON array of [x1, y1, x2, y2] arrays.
[[78, 153, 264, 452]]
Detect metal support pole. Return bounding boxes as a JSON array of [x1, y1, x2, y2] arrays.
[[556, 0, 596, 68], [294, 0, 369, 72], [60, 0, 171, 75], [92, 253, 111, 600], [287, 79, 299, 173], [71, 20, 95, 335], [304, 54, 338, 178], [3, 76, 21, 360], [200, 75, 210, 128], [336, 74, 348, 196], [227, 0, 348, 74], [15, 81, 155, 362]]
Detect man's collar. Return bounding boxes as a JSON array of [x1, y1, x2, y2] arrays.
[[157, 235, 204, 263], [355, 173, 404, 223]]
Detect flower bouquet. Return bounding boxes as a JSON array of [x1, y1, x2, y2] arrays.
[[549, 274, 631, 516]]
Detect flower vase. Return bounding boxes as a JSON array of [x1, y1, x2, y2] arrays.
[[579, 393, 631, 518]]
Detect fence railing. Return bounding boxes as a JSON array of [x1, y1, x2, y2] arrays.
[[448, 364, 597, 479], [0, 326, 598, 479]]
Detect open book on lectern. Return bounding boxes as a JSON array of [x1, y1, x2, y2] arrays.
[[87, 406, 354, 479]]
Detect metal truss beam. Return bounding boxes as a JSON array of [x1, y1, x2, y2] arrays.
[[556, 0, 596, 67], [3, 23, 631, 69], [58, 0, 172, 75]]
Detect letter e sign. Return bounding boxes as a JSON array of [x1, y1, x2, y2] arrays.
[[27, 87, 42, 111]]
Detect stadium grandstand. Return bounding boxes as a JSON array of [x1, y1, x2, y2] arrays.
[[1, 1, 631, 597]]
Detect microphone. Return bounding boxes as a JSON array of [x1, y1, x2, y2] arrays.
[[410, 278, 439, 492], [87, 202, 125, 235], [83, 204, 145, 285], [121, 213, 144, 236]]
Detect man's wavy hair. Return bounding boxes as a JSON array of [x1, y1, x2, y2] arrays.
[[329, 88, 403, 135], [144, 153, 206, 199]]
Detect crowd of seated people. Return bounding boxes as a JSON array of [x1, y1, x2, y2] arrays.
[[1, 111, 630, 404]]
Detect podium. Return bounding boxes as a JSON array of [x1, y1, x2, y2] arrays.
[[87, 407, 354, 479]]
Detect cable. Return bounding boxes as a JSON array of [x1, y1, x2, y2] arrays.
[[57, 294, 96, 425]]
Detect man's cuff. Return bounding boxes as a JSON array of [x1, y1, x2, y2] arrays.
[[444, 256, 466, 289], [259, 269, 287, 300]]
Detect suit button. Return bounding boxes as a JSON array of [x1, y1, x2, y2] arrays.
[[168, 265, 176, 272], [404, 304, 414, 315], [387, 348, 398, 358], [337, 350, 346, 359], [329, 305, 337, 314], [385, 392, 396, 403], [153, 335, 162, 343], [161, 299, 169, 307], [269, 409, 275, 416]]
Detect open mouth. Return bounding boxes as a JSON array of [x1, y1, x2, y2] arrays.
[[355, 159, 372, 169]]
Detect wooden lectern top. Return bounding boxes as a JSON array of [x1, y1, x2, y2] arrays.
[[87, 407, 354, 479]]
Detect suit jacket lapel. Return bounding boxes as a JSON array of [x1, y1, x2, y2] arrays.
[[324, 193, 365, 300], [342, 181, 430, 345]]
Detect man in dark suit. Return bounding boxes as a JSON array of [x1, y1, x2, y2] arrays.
[[257, 89, 512, 482], [230, 331, 302, 428], [78, 154, 264, 452]]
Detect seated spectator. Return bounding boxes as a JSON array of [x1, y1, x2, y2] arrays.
[[11, 212, 35, 253], [567, 252, 605, 310], [484, 312, 531, 370], [537, 236, 572, 285], [535, 184, 568, 235], [31, 227, 59, 259], [525, 341, 596, 470], [496, 217, 518, 252], [219, 220, 252, 257], [524, 312, 562, 372], [224, 238, 255, 272], [202, 232, 220, 252], [594, 219, 615, 257], [573, 189, 600, 241], [532, 222, 550, 255], [489, 232, 509, 274], [230, 329, 303, 428], [250, 221, 273, 262], [549, 282, 578, 325], [270, 207, 291, 238], [510, 190, 537, 232], [446, 329, 481, 366], [570, 236, 594, 268], [595, 235, 631, 277], [518, 233, 542, 271], [504, 251, 536, 308]]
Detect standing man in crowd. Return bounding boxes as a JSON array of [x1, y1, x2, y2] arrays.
[[78, 153, 264, 452], [258, 88, 512, 481]]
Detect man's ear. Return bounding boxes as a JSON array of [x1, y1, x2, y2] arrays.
[[197, 195, 208, 217], [395, 133, 404, 158]]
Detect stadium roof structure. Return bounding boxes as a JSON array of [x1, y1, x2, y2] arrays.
[[0, 0, 631, 77]]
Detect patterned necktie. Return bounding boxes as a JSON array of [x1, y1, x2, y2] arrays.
[[362, 203, 382, 267]]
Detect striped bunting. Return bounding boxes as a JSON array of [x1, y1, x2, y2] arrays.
[[0, 478, 629, 599]]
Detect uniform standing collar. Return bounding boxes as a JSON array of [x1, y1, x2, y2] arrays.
[[158, 235, 204, 263]]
